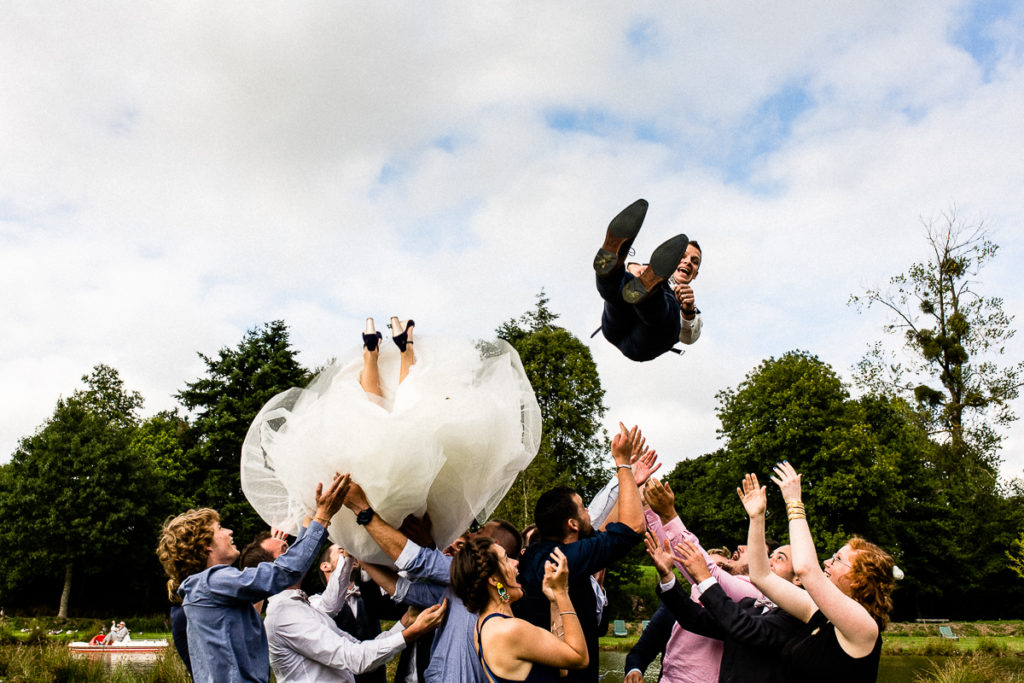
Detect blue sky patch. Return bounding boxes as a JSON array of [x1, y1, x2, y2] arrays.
[[952, 0, 1016, 80], [719, 82, 812, 189], [627, 18, 660, 60]]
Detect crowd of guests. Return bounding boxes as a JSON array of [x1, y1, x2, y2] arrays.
[[156, 424, 897, 683]]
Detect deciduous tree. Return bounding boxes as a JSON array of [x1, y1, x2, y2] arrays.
[[492, 291, 609, 529], [177, 321, 308, 542], [850, 210, 1023, 473], [0, 365, 162, 617]]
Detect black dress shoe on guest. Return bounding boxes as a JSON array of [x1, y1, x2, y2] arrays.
[[593, 199, 648, 277], [622, 233, 689, 304], [362, 318, 382, 352]]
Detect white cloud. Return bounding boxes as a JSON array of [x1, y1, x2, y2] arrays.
[[2, 1, 1022, 482]]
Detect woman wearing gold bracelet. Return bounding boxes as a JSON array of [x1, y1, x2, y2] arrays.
[[738, 462, 896, 681], [450, 538, 587, 682]]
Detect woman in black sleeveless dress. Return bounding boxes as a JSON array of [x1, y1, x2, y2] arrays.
[[450, 537, 588, 682], [739, 463, 896, 682]]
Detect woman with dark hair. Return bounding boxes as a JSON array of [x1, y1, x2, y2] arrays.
[[740, 462, 896, 681], [450, 537, 587, 682]]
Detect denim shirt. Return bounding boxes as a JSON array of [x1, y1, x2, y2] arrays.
[[393, 542, 484, 683], [179, 522, 328, 683]]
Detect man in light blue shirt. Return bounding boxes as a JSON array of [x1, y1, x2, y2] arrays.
[[157, 473, 351, 683]]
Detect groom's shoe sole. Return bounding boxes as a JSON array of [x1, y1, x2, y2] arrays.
[[593, 198, 648, 277], [622, 233, 689, 304]]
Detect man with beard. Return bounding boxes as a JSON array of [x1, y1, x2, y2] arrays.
[[514, 423, 647, 683]]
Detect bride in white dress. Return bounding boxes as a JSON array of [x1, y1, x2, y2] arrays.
[[241, 318, 542, 566]]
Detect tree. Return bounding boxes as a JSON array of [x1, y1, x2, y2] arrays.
[[849, 210, 1023, 472], [0, 365, 163, 617], [672, 351, 905, 553], [1009, 531, 1024, 581], [177, 321, 308, 543], [492, 291, 609, 528], [132, 410, 195, 513], [849, 213, 1024, 616]]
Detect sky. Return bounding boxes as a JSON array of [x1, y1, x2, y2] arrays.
[[2, 1, 1023, 483]]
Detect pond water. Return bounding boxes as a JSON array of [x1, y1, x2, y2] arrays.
[[596, 650, 1024, 682]]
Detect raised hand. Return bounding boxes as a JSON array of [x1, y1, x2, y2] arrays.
[[674, 283, 696, 315], [631, 443, 661, 487], [644, 531, 674, 583], [405, 599, 447, 640], [644, 477, 676, 522], [342, 480, 371, 513], [673, 539, 711, 583], [266, 528, 289, 556], [314, 472, 351, 520], [736, 473, 767, 518], [542, 547, 570, 602], [611, 422, 641, 466], [770, 461, 802, 502]]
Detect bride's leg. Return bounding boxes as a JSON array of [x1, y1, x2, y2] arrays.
[[392, 317, 416, 384], [360, 318, 383, 398]]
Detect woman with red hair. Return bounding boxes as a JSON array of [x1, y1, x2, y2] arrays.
[[739, 462, 896, 681]]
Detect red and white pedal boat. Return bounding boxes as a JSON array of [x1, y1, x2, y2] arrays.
[[68, 635, 169, 654]]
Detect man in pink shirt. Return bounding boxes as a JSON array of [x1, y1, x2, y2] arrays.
[[626, 478, 794, 683]]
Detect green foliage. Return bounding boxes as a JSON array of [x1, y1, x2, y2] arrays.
[[915, 653, 1024, 683], [0, 365, 166, 617], [604, 550, 660, 621], [132, 411, 194, 512], [1008, 530, 1024, 581], [0, 642, 191, 682], [849, 210, 1022, 469], [922, 638, 960, 656], [975, 637, 1009, 655], [492, 291, 610, 528], [670, 351, 911, 553], [664, 349, 1024, 619], [177, 320, 308, 542], [851, 215, 1024, 617]]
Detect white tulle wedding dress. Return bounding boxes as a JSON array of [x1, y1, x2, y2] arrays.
[[240, 334, 541, 566]]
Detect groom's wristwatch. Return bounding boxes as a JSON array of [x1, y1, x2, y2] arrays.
[[356, 508, 375, 526]]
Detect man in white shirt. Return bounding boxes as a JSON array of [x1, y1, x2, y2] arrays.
[[594, 198, 703, 361], [266, 544, 445, 683]]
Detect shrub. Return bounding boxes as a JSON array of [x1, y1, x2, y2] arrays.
[[914, 653, 1023, 682], [975, 637, 1008, 656], [922, 638, 959, 656]]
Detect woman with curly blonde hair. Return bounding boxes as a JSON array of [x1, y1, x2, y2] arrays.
[[156, 473, 351, 683], [739, 462, 896, 681]]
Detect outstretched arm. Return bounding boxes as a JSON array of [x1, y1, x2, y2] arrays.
[[490, 549, 588, 671], [594, 435, 660, 529], [771, 462, 879, 656], [645, 478, 760, 601], [738, 473, 812, 620], [343, 481, 409, 562], [611, 423, 645, 533], [359, 562, 399, 596]]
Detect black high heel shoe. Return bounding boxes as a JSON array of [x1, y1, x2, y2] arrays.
[[362, 318, 382, 352], [390, 317, 415, 353]]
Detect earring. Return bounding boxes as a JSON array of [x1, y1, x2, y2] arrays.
[[496, 581, 510, 603]]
